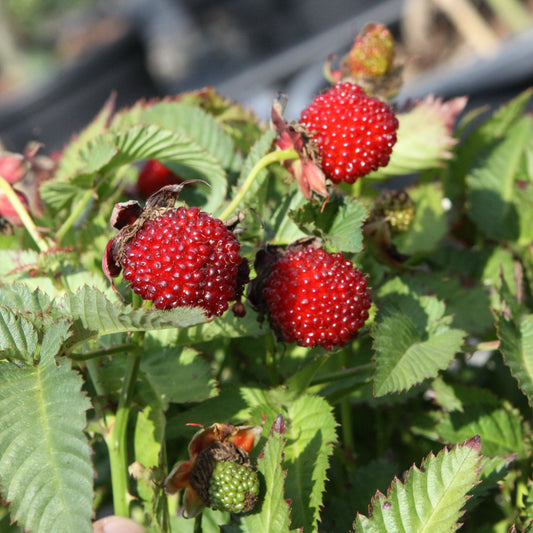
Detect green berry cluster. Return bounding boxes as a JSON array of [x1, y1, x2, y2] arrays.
[[376, 190, 415, 234], [208, 460, 260, 513]]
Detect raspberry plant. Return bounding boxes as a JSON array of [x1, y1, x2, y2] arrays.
[[0, 24, 533, 533]]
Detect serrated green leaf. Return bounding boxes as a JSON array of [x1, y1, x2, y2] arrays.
[[436, 402, 526, 457], [353, 437, 481, 533], [495, 277, 533, 406], [165, 385, 255, 440], [447, 89, 533, 198], [239, 419, 293, 533], [175, 308, 265, 346], [501, 312, 533, 401], [466, 117, 533, 241], [0, 307, 39, 361], [466, 455, 514, 513], [472, 88, 533, 143], [61, 286, 207, 350], [282, 395, 337, 532], [0, 352, 93, 533], [519, 479, 533, 530], [429, 379, 504, 415], [139, 348, 216, 408], [39, 181, 88, 213], [247, 391, 337, 532], [0, 250, 40, 278], [138, 102, 241, 171], [393, 183, 447, 255], [373, 301, 466, 396], [290, 196, 368, 253], [39, 319, 72, 359], [0, 283, 51, 314], [80, 124, 228, 213], [0, 283, 59, 334]]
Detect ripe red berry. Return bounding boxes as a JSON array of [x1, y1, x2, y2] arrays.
[[263, 246, 371, 350], [137, 159, 183, 197], [299, 82, 398, 184], [120, 206, 243, 316]]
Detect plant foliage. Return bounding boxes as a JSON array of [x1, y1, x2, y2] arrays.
[[1, 25, 533, 533]]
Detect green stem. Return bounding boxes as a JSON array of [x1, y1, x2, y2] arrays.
[[352, 177, 363, 198], [193, 513, 203, 533], [55, 188, 94, 246], [218, 148, 299, 221], [71, 343, 136, 361], [85, 359, 106, 398], [0, 174, 50, 251], [106, 347, 142, 517], [338, 351, 355, 457], [264, 333, 281, 386], [310, 362, 374, 386]]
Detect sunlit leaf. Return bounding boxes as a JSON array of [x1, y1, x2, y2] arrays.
[[353, 437, 481, 532], [0, 352, 93, 533]]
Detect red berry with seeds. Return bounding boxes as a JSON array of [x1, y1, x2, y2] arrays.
[[299, 82, 398, 184], [137, 159, 183, 197], [263, 246, 371, 350], [120, 206, 243, 316]]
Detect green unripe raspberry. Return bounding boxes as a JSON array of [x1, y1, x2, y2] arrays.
[[208, 460, 259, 513], [376, 190, 415, 234]]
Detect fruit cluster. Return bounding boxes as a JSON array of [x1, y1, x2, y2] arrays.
[[207, 459, 260, 513], [372, 190, 416, 234], [104, 80, 398, 349]]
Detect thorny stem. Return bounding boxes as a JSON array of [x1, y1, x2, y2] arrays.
[[218, 148, 299, 221], [0, 174, 50, 252], [55, 188, 95, 246]]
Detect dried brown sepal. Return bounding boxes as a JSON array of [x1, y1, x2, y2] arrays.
[[102, 181, 205, 286], [109, 200, 143, 230], [271, 98, 329, 204]]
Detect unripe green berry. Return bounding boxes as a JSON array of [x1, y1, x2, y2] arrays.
[[208, 460, 259, 513], [374, 190, 415, 234]]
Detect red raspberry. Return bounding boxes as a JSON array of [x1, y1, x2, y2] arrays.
[[263, 247, 371, 350], [137, 159, 183, 197], [299, 82, 398, 184], [121, 206, 243, 316]]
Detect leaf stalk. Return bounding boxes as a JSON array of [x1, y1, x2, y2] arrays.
[[0, 174, 50, 251], [218, 148, 298, 221]]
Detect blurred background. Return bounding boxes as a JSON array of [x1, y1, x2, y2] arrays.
[[1, 0, 533, 153]]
